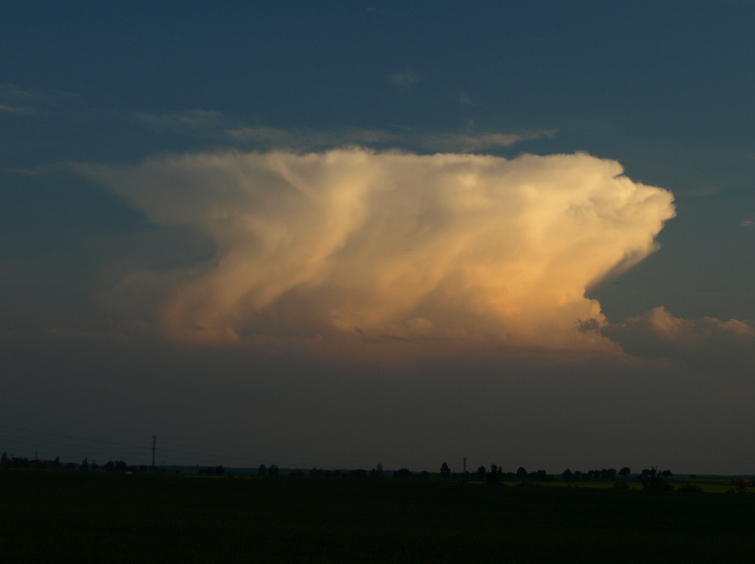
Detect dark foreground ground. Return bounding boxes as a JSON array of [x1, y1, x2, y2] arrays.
[[1, 469, 753, 563]]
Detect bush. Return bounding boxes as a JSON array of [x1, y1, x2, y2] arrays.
[[727, 482, 749, 494], [638, 467, 673, 491]]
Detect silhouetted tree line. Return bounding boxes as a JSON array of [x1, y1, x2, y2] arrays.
[[253, 463, 432, 480], [432, 462, 637, 484], [561, 467, 629, 482], [257, 464, 280, 477], [1, 452, 80, 471], [0, 452, 56, 470], [198, 465, 227, 477], [99, 459, 159, 473], [4, 451, 687, 489], [0, 452, 164, 474], [256, 463, 449, 481]]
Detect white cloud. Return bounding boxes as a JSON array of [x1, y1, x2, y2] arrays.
[[90, 149, 675, 357]]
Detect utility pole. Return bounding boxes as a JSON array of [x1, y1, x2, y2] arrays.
[[152, 435, 157, 469]]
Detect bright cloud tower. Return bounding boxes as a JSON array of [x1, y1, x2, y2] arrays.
[[92, 149, 676, 356]]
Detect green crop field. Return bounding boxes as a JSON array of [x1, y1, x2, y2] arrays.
[[1, 469, 753, 563]]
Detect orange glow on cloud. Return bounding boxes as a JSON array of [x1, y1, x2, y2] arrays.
[[93, 149, 675, 356]]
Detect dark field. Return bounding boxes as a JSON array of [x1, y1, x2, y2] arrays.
[[1, 470, 753, 563]]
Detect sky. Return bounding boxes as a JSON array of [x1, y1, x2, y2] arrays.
[[1, 0, 754, 475]]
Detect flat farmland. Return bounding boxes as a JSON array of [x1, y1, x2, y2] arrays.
[[1, 470, 753, 563]]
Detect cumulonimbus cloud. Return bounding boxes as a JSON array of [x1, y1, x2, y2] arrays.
[[90, 149, 675, 356]]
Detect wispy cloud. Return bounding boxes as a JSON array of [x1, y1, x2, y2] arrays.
[[0, 83, 79, 115], [390, 71, 424, 89], [133, 109, 229, 135], [742, 219, 754, 227], [417, 130, 555, 152], [0, 166, 39, 176], [227, 124, 553, 153], [133, 108, 554, 154], [458, 93, 476, 107], [0, 84, 39, 115], [226, 125, 396, 149], [0, 104, 35, 115]]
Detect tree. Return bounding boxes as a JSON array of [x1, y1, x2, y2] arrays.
[[370, 462, 384, 479], [516, 467, 528, 481], [638, 466, 673, 491], [619, 467, 631, 478], [393, 468, 412, 480], [80, 458, 89, 472], [486, 464, 502, 485], [476, 466, 487, 481], [562, 469, 574, 482], [267, 464, 279, 477], [440, 462, 451, 479], [258, 464, 267, 477], [730, 480, 748, 494]]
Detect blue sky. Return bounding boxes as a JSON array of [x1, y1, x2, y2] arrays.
[[1, 1, 754, 474]]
